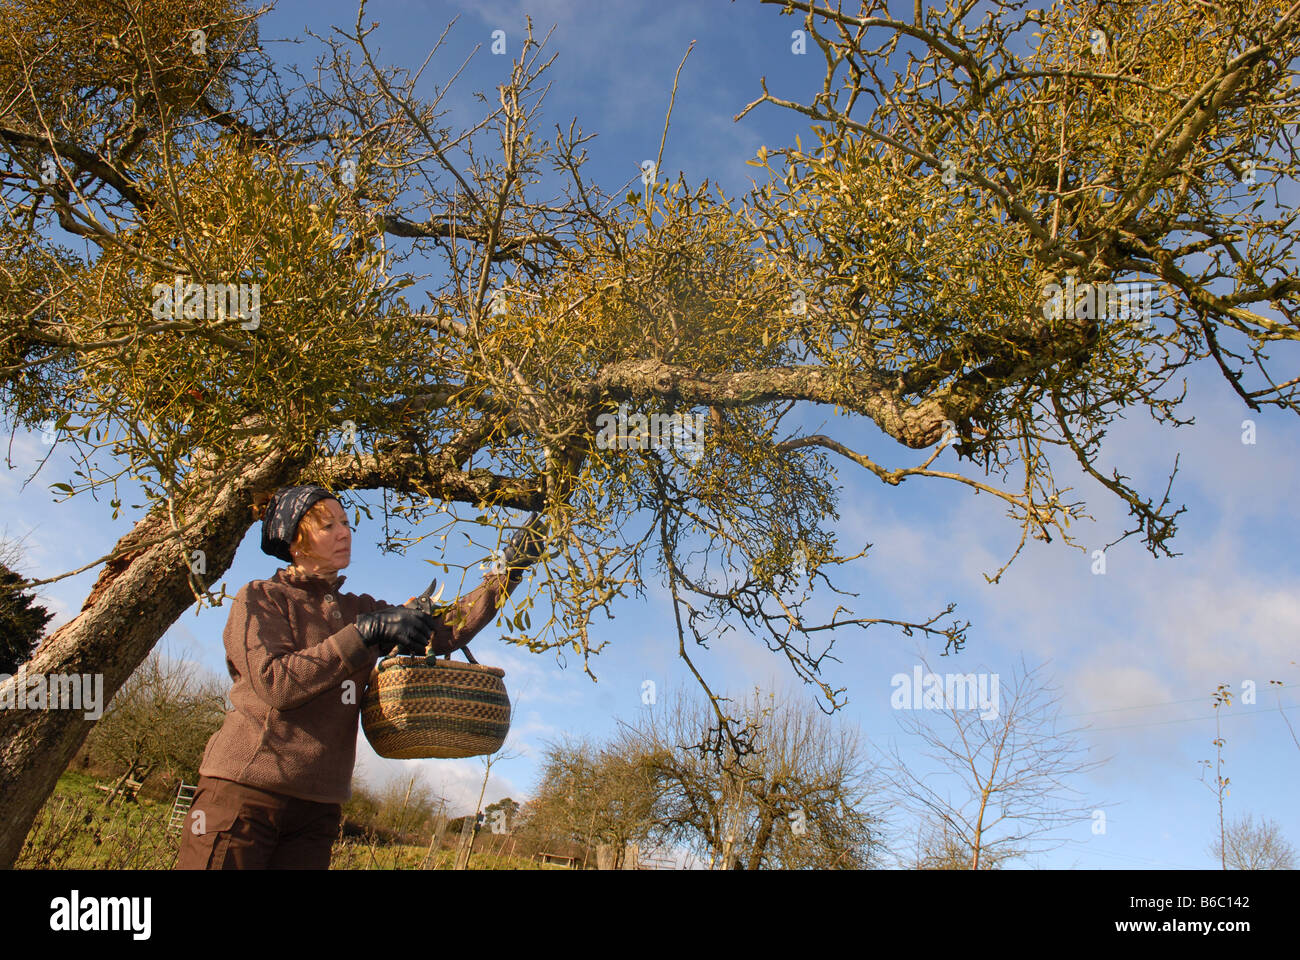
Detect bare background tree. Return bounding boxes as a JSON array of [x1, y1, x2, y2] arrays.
[[904, 818, 1019, 870], [81, 648, 226, 804], [883, 658, 1107, 869], [622, 687, 886, 869], [515, 735, 659, 870], [1208, 813, 1298, 870]]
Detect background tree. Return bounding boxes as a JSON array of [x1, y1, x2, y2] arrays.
[[518, 736, 659, 870], [1208, 813, 1298, 870], [342, 776, 383, 835], [2, 0, 1298, 867], [623, 687, 885, 869], [81, 648, 226, 803], [482, 797, 521, 835], [903, 817, 1018, 870], [883, 658, 1106, 869], [371, 771, 442, 841], [0, 536, 53, 674]]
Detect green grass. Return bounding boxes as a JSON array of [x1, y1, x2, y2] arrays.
[[17, 773, 550, 870], [330, 842, 544, 870], [19, 772, 177, 869]]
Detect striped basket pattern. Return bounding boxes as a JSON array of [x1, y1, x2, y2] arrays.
[[361, 656, 510, 759]]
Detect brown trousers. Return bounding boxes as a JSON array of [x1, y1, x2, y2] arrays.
[[174, 775, 343, 870]]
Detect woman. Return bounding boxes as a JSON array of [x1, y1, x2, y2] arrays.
[[174, 483, 544, 869]]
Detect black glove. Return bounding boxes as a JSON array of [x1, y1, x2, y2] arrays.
[[355, 606, 436, 657], [500, 511, 547, 578]]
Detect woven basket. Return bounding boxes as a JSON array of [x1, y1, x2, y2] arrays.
[[361, 646, 510, 760]]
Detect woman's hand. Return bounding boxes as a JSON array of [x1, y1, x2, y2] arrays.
[[502, 512, 546, 569], [355, 606, 435, 656]]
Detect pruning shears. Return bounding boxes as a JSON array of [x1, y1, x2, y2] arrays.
[[401, 576, 479, 663], [404, 576, 447, 617]]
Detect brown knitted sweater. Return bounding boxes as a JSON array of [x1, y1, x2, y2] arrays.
[[198, 565, 513, 803]]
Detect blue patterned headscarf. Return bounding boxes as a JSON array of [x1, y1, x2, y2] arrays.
[[260, 485, 339, 563]]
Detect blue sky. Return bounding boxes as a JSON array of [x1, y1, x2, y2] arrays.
[[4, 0, 1298, 869]]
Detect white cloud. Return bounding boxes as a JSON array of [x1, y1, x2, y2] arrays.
[[1071, 663, 1177, 716], [353, 739, 523, 816]]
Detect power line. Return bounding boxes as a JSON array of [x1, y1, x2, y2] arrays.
[[1049, 843, 1205, 870], [870, 698, 1298, 740], [1084, 703, 1299, 734], [1062, 683, 1296, 720]]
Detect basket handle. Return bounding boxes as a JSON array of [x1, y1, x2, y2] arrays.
[[438, 644, 478, 665], [382, 643, 478, 665]]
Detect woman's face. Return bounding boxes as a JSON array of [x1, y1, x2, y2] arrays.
[[292, 499, 352, 574]]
